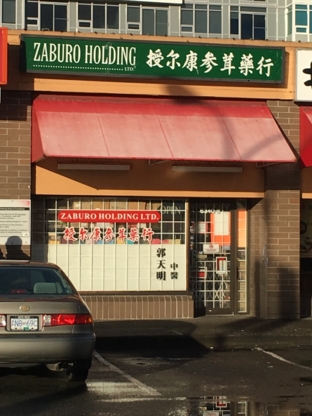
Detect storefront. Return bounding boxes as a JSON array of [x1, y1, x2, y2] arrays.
[[29, 88, 295, 319], [0, 31, 301, 320]]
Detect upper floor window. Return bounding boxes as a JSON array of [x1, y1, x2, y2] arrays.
[[181, 4, 221, 36], [2, 0, 16, 24], [43, 3, 67, 31], [296, 4, 307, 32], [127, 6, 140, 31], [230, 7, 239, 35], [26, 1, 67, 31], [127, 5, 168, 36], [77, 3, 119, 31], [230, 6, 266, 40], [293, 4, 312, 34]]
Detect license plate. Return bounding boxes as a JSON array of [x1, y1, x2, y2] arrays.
[[10, 316, 39, 331]]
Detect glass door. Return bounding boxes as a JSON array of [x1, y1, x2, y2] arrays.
[[189, 200, 247, 315]]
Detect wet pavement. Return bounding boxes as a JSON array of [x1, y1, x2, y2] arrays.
[[94, 315, 312, 351], [1, 316, 311, 416]]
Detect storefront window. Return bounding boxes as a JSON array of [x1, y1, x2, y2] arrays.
[[32, 197, 187, 292]]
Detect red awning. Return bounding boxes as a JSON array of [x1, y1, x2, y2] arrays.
[[32, 95, 296, 164], [300, 107, 312, 167]]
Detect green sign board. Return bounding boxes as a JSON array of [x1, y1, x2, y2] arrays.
[[20, 35, 285, 83]]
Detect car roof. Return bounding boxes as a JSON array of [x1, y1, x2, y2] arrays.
[[0, 260, 60, 269]]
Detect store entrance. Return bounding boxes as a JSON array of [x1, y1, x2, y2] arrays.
[[189, 200, 247, 315]]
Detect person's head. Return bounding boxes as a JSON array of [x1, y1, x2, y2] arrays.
[[5, 236, 29, 260], [6, 236, 23, 250]]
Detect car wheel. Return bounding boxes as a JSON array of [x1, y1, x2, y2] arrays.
[[67, 358, 92, 382]]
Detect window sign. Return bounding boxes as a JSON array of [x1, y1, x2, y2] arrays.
[[156, 247, 179, 281], [61, 225, 155, 244], [32, 198, 186, 291], [58, 210, 161, 223], [58, 210, 161, 244], [0, 200, 31, 245], [216, 256, 227, 274], [20, 35, 284, 83]]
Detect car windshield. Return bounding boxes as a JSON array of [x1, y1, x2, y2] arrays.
[[0, 267, 75, 295]]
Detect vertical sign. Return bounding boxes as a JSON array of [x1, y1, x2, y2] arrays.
[[296, 49, 312, 101]]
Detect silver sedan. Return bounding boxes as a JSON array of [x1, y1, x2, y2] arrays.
[[0, 260, 96, 382]]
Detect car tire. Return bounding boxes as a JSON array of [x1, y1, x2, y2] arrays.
[[67, 358, 92, 382]]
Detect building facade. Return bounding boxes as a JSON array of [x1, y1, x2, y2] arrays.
[[1, 0, 312, 320], [2, 0, 312, 42]]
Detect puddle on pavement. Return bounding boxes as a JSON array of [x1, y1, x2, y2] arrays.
[[182, 399, 305, 416], [85, 382, 311, 415]]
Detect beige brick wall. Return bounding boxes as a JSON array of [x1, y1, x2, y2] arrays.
[[0, 91, 31, 197], [249, 198, 266, 317], [249, 101, 301, 319], [266, 101, 300, 319], [265, 187, 300, 319], [250, 190, 300, 319], [267, 100, 300, 153], [0, 90, 31, 258], [81, 295, 194, 320]]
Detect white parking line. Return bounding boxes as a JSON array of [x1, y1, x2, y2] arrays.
[[256, 347, 312, 371], [93, 350, 161, 397]]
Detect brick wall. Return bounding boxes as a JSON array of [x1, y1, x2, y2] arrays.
[[0, 90, 31, 258], [267, 100, 300, 153], [264, 186, 300, 319], [249, 101, 301, 319], [81, 294, 194, 320], [249, 198, 267, 317]]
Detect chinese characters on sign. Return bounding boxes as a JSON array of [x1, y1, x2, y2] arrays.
[[21, 35, 284, 83], [58, 210, 159, 244], [62, 226, 154, 244], [147, 49, 275, 78], [156, 248, 179, 280]]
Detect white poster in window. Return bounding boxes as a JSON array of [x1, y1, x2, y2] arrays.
[[51, 243, 187, 291], [203, 243, 220, 254], [0, 200, 31, 245], [196, 222, 208, 234]]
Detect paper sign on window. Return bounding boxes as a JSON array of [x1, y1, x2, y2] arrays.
[[203, 243, 220, 254], [216, 256, 227, 274]]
